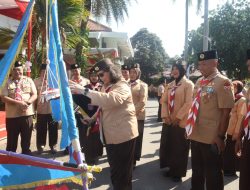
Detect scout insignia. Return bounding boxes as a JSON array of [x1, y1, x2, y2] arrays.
[[224, 81, 231, 90], [95, 66, 99, 71], [200, 53, 205, 60]]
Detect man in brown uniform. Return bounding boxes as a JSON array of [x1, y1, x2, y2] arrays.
[[34, 64, 58, 154], [1, 61, 37, 155], [188, 50, 234, 190], [70, 64, 90, 86], [235, 49, 250, 190]]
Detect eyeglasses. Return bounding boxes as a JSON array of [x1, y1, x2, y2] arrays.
[[98, 72, 104, 78]]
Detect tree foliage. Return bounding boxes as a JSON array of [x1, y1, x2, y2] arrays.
[[188, 0, 250, 79], [127, 28, 169, 83]]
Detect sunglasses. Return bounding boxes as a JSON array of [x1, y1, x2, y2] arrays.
[[98, 72, 105, 78]]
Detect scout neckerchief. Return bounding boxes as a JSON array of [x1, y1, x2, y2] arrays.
[[72, 76, 82, 84], [234, 92, 244, 102], [14, 78, 23, 101], [185, 73, 219, 137], [243, 100, 250, 139], [168, 81, 181, 114], [92, 84, 113, 138], [130, 80, 137, 87], [90, 82, 100, 91]]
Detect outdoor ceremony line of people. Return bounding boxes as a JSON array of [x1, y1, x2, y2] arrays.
[[0, 49, 250, 190]]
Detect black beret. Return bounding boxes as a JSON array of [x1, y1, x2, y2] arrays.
[[130, 63, 140, 69], [14, 61, 22, 68], [197, 50, 218, 61], [70, 64, 80, 70], [40, 64, 47, 70], [121, 64, 130, 70], [247, 49, 250, 60], [89, 67, 97, 74], [93, 58, 113, 72]]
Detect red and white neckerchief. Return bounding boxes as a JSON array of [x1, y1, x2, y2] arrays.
[[130, 80, 137, 87], [72, 77, 82, 84], [168, 83, 181, 114], [185, 77, 215, 136], [90, 82, 100, 91], [14, 79, 23, 101], [243, 102, 250, 139], [94, 84, 113, 135]]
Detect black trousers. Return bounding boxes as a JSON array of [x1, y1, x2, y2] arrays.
[[134, 120, 145, 161], [191, 141, 224, 190], [239, 138, 250, 190], [223, 135, 239, 173], [36, 114, 58, 149], [106, 138, 136, 190], [6, 116, 33, 154], [159, 124, 189, 177], [157, 96, 162, 121]]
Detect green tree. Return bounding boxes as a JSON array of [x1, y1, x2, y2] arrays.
[[128, 28, 169, 83], [188, 0, 250, 79]]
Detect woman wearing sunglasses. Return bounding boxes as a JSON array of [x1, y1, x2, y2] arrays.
[[70, 58, 138, 190]]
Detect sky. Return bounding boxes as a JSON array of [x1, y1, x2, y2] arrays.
[[101, 0, 228, 57]]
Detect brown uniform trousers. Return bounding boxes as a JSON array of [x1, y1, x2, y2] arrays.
[[189, 71, 234, 190]]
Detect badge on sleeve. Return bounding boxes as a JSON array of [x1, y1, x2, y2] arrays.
[[223, 80, 231, 90]]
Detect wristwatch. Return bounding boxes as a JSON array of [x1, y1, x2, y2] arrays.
[[83, 88, 89, 96]]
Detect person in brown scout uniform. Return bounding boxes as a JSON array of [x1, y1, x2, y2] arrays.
[[129, 63, 148, 167], [235, 49, 250, 190], [1, 61, 37, 155], [160, 63, 194, 182], [73, 67, 103, 165], [70, 63, 90, 86], [223, 80, 246, 176], [121, 64, 130, 82], [188, 50, 234, 190], [70, 58, 138, 190], [34, 64, 58, 154]]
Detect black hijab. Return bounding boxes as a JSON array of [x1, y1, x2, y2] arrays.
[[172, 63, 186, 84]]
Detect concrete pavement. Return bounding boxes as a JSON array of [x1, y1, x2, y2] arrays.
[[0, 99, 239, 190]]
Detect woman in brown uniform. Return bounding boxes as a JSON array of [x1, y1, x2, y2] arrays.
[[223, 80, 246, 176], [73, 68, 103, 165], [70, 58, 138, 190], [160, 63, 194, 182], [129, 63, 148, 167]]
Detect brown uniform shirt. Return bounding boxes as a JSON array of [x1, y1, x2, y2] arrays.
[[161, 76, 194, 128], [34, 78, 51, 114], [88, 80, 138, 144], [227, 97, 246, 136], [189, 71, 235, 144], [2, 76, 37, 118], [131, 80, 148, 120]]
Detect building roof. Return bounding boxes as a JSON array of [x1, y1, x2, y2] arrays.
[[87, 19, 112, 32]]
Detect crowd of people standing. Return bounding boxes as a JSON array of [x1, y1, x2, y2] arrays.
[[1, 49, 250, 190]]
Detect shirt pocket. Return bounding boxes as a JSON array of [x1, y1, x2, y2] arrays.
[[22, 83, 31, 93]]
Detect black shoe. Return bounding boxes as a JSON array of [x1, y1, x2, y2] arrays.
[[37, 145, 45, 154], [172, 176, 182, 182], [63, 147, 69, 155], [50, 147, 57, 155], [224, 171, 237, 177], [163, 171, 172, 177], [22, 150, 32, 156]]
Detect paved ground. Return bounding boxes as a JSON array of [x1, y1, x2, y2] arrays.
[[0, 99, 239, 190]]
